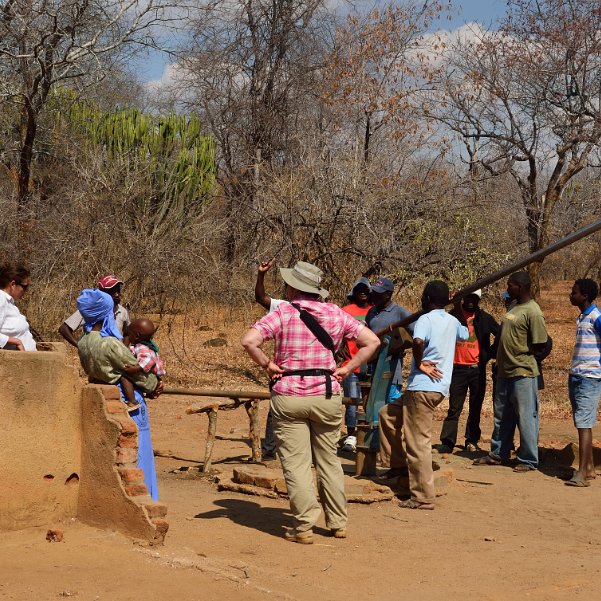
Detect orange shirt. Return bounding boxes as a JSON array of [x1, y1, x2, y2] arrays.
[[341, 303, 372, 372], [453, 310, 480, 365]]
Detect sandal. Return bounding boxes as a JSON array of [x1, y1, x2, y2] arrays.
[[126, 403, 141, 413], [565, 474, 591, 487], [398, 499, 434, 510], [513, 464, 535, 473], [473, 454, 501, 466]]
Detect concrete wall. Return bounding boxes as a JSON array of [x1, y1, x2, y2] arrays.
[[0, 349, 82, 530], [0, 346, 168, 542]]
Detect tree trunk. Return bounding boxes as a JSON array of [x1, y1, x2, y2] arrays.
[[17, 100, 38, 260]]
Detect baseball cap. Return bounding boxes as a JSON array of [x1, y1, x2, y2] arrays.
[[347, 276, 372, 299], [466, 289, 482, 298], [98, 275, 123, 290], [371, 277, 394, 293]]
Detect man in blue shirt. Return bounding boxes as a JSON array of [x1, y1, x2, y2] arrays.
[[379, 281, 468, 509], [366, 277, 412, 402]]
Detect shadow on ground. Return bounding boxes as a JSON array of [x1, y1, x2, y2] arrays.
[[194, 499, 292, 538]]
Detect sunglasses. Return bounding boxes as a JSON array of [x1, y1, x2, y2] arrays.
[[17, 282, 29, 290]]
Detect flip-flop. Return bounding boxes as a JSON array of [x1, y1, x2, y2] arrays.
[[513, 464, 535, 473], [565, 475, 591, 487], [473, 455, 501, 466], [398, 499, 435, 510], [126, 403, 141, 413]]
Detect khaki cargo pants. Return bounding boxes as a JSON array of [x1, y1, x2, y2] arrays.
[[271, 392, 347, 533], [379, 390, 444, 504]]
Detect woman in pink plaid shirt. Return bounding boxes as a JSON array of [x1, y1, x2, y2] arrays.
[[242, 261, 379, 544]]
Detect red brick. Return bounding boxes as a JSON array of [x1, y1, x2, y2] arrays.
[[152, 518, 169, 535], [115, 447, 138, 464], [101, 386, 122, 400], [119, 419, 138, 435], [118, 468, 145, 483], [118, 434, 137, 449], [143, 503, 167, 519], [106, 401, 126, 414], [125, 484, 149, 497]]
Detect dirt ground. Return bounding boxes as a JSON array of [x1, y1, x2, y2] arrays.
[[2, 281, 601, 600]]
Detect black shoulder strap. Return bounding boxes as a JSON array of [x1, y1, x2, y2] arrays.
[[290, 303, 336, 356]]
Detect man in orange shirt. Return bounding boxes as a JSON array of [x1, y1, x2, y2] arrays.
[[439, 290, 499, 453]]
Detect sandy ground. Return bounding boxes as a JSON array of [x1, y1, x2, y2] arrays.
[[3, 406, 601, 601], [3, 281, 601, 600]]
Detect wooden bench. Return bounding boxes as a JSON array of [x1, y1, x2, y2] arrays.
[[164, 388, 271, 472]]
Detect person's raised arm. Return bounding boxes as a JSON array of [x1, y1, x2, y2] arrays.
[[255, 259, 276, 311]]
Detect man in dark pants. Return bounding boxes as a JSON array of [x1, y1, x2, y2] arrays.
[[439, 290, 499, 453]]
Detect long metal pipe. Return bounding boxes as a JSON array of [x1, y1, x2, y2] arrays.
[[382, 217, 601, 333], [450, 217, 601, 300]]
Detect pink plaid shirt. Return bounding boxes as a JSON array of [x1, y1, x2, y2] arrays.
[[252, 295, 364, 396], [131, 343, 166, 378]]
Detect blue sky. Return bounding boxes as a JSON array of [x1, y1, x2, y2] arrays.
[[139, 0, 508, 84]]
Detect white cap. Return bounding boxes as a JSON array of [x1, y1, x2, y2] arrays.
[[472, 289, 482, 298]]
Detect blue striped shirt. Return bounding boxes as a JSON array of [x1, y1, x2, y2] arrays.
[[570, 303, 601, 379]]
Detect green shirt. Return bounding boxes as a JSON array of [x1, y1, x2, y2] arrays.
[[497, 299, 548, 378], [78, 331, 157, 395]]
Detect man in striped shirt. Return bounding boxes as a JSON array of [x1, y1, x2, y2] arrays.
[[566, 279, 601, 487]]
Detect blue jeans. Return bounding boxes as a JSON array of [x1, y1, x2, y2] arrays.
[[342, 373, 360, 428], [490, 376, 539, 469], [568, 374, 601, 428]]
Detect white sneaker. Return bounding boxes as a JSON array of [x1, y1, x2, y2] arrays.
[[341, 436, 357, 452]]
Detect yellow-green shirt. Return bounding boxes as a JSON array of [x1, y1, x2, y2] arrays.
[[78, 331, 157, 394], [497, 300, 548, 378]]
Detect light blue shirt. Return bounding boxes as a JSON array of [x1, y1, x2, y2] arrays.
[[407, 309, 469, 396]]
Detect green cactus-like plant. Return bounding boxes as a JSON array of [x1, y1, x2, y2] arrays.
[[57, 96, 216, 232]]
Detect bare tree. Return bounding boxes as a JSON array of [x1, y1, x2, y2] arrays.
[[430, 0, 601, 294], [323, 0, 445, 165], [174, 0, 333, 261]]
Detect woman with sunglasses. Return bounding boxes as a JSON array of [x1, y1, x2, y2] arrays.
[[0, 263, 36, 351]]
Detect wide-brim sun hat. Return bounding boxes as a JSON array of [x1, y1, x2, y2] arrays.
[[280, 261, 329, 299]]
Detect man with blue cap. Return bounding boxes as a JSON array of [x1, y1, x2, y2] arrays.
[[365, 277, 412, 477]]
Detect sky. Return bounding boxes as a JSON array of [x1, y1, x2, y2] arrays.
[[140, 0, 508, 86]]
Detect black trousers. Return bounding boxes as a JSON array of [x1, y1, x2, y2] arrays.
[[440, 364, 487, 448]]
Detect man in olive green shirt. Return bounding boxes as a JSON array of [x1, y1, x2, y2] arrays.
[[475, 272, 548, 471]]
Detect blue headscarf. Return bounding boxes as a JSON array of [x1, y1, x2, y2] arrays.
[[76, 289, 123, 339]]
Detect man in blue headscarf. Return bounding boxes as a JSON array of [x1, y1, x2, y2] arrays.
[[76, 289, 162, 501]]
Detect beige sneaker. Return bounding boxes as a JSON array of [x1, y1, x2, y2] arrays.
[[331, 528, 347, 539], [283, 529, 314, 544]]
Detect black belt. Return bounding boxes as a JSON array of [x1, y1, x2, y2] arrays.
[[276, 369, 334, 398]]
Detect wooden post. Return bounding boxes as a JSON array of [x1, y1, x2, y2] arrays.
[[203, 408, 218, 472], [245, 401, 261, 463]]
